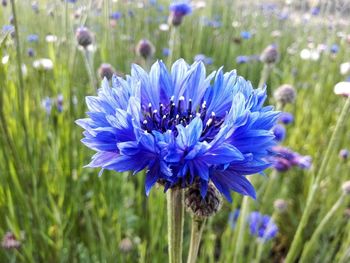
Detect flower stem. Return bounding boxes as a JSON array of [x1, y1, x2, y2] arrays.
[[285, 96, 350, 263], [10, 0, 30, 157], [82, 49, 97, 91], [167, 188, 185, 263], [299, 193, 346, 263], [258, 63, 272, 89], [167, 27, 177, 67], [233, 196, 250, 263], [187, 216, 206, 263]]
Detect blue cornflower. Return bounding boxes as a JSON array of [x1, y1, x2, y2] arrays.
[[330, 44, 339, 54], [76, 59, 279, 201], [236, 56, 250, 64], [240, 31, 252, 39], [269, 146, 312, 172], [27, 34, 39, 43], [110, 12, 122, 20], [194, 54, 213, 65], [169, 1, 192, 26], [2, 25, 14, 33], [228, 209, 240, 229], [278, 112, 293, 124], [272, 124, 286, 142], [163, 48, 170, 57], [248, 212, 278, 241]]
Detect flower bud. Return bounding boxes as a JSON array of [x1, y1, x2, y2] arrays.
[[260, 44, 279, 64], [274, 84, 296, 106], [119, 238, 133, 253], [2, 0, 7, 7], [342, 181, 350, 195], [136, 39, 155, 59], [272, 124, 286, 142], [98, 63, 115, 80], [185, 182, 222, 218], [168, 2, 192, 26], [339, 149, 349, 160], [273, 199, 288, 213], [75, 27, 93, 48]]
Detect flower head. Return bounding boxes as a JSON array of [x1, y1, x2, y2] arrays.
[[248, 212, 278, 241], [269, 146, 312, 172], [76, 59, 279, 201], [136, 39, 155, 59], [75, 27, 93, 48], [278, 112, 294, 125], [169, 2, 192, 26]]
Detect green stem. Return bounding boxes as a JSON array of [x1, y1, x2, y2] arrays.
[[82, 49, 97, 91], [10, 0, 30, 157], [255, 240, 265, 263], [285, 96, 350, 263], [187, 217, 206, 263], [233, 196, 250, 263], [167, 188, 185, 263], [167, 27, 177, 67], [258, 63, 272, 89], [299, 193, 346, 263]]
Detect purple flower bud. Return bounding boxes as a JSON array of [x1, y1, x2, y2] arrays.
[[339, 149, 349, 160], [27, 48, 35, 57], [278, 112, 294, 125], [260, 44, 279, 64], [272, 124, 286, 142], [274, 84, 296, 106], [75, 27, 93, 48], [136, 39, 155, 59], [98, 63, 116, 80]]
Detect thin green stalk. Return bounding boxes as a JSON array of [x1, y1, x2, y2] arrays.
[[167, 27, 177, 67], [82, 49, 97, 91], [255, 240, 265, 263], [167, 188, 185, 263], [258, 64, 273, 89], [285, 96, 350, 263], [233, 196, 250, 263], [187, 217, 206, 263], [299, 193, 346, 263], [10, 0, 30, 157]]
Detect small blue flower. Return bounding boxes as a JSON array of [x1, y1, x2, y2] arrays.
[[162, 48, 170, 57], [76, 59, 279, 201], [169, 2, 192, 16], [330, 44, 339, 54], [236, 56, 250, 64], [110, 12, 122, 20], [194, 54, 213, 65], [278, 112, 293, 124], [248, 212, 278, 241], [27, 48, 35, 57], [272, 124, 286, 142], [27, 34, 39, 43], [240, 31, 252, 39], [228, 209, 240, 229], [310, 7, 320, 16], [2, 25, 14, 33], [42, 97, 52, 115]]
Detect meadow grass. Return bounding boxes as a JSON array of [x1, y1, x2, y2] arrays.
[[0, 0, 349, 262]]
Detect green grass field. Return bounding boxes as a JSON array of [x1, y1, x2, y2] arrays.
[[0, 0, 349, 262]]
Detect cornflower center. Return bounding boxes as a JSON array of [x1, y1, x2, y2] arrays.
[[141, 96, 224, 140]]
